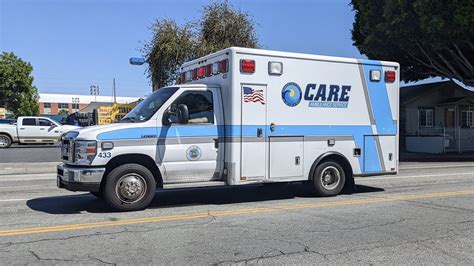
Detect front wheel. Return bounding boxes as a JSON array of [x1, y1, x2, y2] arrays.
[[311, 161, 346, 197], [103, 163, 156, 211], [0, 134, 12, 148]]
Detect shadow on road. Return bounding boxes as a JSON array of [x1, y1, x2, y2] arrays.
[[26, 183, 384, 214]]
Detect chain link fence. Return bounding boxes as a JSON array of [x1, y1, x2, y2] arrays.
[[416, 127, 474, 153]]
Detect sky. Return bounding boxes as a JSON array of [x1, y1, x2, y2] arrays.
[[1, 0, 367, 98]]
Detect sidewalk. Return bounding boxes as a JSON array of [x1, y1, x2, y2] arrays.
[[0, 162, 59, 175], [400, 151, 474, 162]]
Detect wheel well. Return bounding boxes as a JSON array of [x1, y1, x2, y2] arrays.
[[102, 154, 163, 190], [0, 132, 13, 140], [309, 153, 354, 190]]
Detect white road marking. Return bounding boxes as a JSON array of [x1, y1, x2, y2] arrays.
[[356, 172, 474, 181], [400, 163, 474, 170], [0, 185, 48, 190], [0, 194, 90, 203], [0, 198, 33, 202], [0, 173, 56, 182], [0, 178, 55, 182]]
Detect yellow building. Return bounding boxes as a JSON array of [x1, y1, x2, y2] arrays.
[[0, 108, 6, 119]]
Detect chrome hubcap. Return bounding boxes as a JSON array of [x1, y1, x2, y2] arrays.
[[115, 174, 147, 204], [0, 136, 9, 147], [320, 166, 340, 190]]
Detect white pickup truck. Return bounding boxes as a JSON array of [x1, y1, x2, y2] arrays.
[[0, 116, 81, 148]]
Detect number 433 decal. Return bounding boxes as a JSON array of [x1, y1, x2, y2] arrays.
[[98, 152, 112, 158]]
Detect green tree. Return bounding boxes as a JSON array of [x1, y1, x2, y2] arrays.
[[0, 52, 39, 116], [195, 1, 259, 57], [144, 1, 259, 89], [351, 0, 474, 86], [144, 19, 195, 90]]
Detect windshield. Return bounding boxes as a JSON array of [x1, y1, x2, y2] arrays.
[[122, 87, 178, 122]]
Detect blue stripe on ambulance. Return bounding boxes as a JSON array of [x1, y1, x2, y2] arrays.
[[360, 62, 396, 173]]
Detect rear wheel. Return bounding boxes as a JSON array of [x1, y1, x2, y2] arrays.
[[311, 161, 346, 196], [103, 163, 156, 211], [0, 134, 12, 148]]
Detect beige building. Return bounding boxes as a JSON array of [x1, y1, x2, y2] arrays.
[[38, 93, 139, 115]]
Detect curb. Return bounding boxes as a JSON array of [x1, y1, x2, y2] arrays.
[[0, 162, 59, 176]]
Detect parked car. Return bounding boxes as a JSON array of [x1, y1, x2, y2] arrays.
[[0, 116, 81, 148]]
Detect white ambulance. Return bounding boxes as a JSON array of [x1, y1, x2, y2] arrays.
[[57, 47, 399, 211]]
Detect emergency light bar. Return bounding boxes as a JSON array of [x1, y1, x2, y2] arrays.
[[179, 59, 229, 84], [370, 69, 396, 83]]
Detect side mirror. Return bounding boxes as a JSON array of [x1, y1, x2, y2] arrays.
[[177, 104, 189, 124], [162, 110, 172, 126], [51, 123, 58, 128]]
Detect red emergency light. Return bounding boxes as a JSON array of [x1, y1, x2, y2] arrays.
[[198, 66, 205, 79], [240, 59, 255, 73], [219, 59, 228, 73], [205, 64, 213, 77], [385, 71, 396, 83]]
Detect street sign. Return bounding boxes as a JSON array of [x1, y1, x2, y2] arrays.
[[129, 57, 146, 65]]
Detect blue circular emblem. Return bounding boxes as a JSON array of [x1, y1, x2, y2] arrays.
[[186, 146, 202, 161], [281, 82, 302, 107]]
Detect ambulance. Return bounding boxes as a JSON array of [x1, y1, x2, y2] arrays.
[[57, 47, 399, 211]]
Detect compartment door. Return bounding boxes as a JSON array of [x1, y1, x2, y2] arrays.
[[363, 135, 397, 173], [241, 84, 267, 180], [269, 136, 304, 180]]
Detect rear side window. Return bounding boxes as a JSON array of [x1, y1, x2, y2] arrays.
[[22, 118, 36, 126]]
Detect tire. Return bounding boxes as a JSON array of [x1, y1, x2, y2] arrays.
[[103, 163, 156, 211], [90, 191, 104, 199], [311, 161, 346, 197], [0, 134, 12, 148]]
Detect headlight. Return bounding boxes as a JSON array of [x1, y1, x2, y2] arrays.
[[75, 140, 97, 165]]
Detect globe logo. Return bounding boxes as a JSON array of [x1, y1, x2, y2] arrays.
[[186, 146, 202, 161], [281, 82, 302, 107]]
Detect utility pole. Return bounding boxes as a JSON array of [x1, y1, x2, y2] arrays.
[[113, 78, 117, 103]]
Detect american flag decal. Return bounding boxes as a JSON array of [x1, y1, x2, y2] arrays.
[[243, 87, 265, 105]]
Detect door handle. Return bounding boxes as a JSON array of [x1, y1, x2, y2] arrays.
[[295, 156, 301, 165], [257, 128, 263, 137], [40, 128, 45, 130], [19, 128, 25, 130]]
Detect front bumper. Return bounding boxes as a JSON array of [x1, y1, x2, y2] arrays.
[[57, 163, 105, 192]]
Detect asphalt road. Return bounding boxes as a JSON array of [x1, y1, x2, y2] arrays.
[[0, 162, 473, 264], [0, 144, 60, 163]]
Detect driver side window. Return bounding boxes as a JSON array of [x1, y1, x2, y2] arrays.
[[38, 118, 54, 127], [169, 91, 214, 124]]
